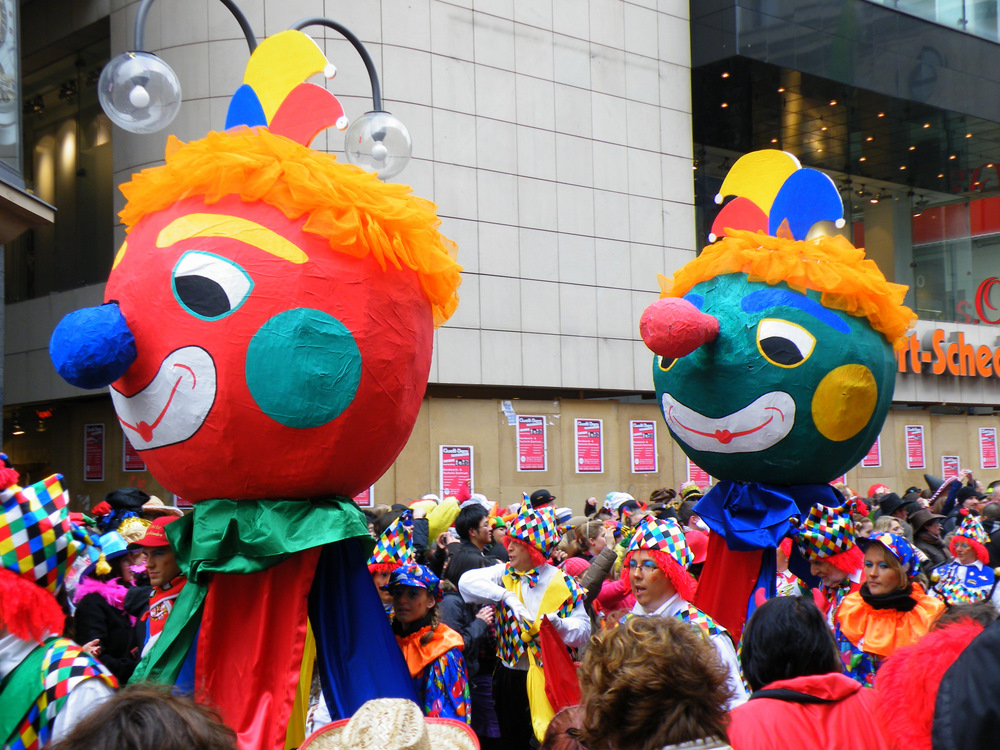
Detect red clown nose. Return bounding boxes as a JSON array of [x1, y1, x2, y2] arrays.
[[639, 297, 719, 358]]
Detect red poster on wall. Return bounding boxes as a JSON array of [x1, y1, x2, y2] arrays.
[[440, 445, 474, 498], [905, 425, 925, 470], [980, 427, 998, 470], [516, 415, 546, 472], [630, 420, 657, 473], [575, 419, 603, 473], [941, 455, 960, 481], [122, 435, 145, 472], [861, 437, 881, 468], [353, 486, 374, 508], [686, 459, 710, 486], [84, 424, 104, 482]]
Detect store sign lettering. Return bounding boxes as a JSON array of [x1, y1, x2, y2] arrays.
[[897, 329, 1000, 377], [955, 277, 1000, 324]]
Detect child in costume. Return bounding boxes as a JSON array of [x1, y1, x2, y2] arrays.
[[368, 510, 415, 618], [387, 563, 470, 722], [621, 515, 747, 709], [791, 503, 865, 629], [0, 467, 118, 749], [929, 513, 1000, 609], [459, 504, 591, 747], [834, 532, 944, 686]]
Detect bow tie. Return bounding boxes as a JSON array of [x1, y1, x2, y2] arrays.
[[507, 566, 540, 588]]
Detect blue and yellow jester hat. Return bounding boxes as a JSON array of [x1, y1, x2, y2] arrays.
[[386, 562, 442, 602], [368, 509, 414, 571], [506, 504, 561, 556], [1, 474, 84, 594], [792, 503, 857, 561], [858, 532, 919, 577], [626, 516, 694, 569]]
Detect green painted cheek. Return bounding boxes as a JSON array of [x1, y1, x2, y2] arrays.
[[245, 308, 362, 428]]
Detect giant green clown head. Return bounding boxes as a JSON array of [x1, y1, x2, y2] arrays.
[[640, 230, 913, 485]]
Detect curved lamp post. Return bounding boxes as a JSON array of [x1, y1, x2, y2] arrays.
[[96, 2, 411, 178], [98, 0, 256, 134], [291, 17, 411, 178]]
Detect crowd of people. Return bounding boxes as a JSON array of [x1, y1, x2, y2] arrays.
[[6, 463, 1000, 750]]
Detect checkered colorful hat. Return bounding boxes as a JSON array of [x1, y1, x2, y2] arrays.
[[955, 513, 990, 546], [506, 504, 561, 556], [858, 532, 919, 577], [626, 516, 693, 568], [386, 562, 442, 602], [1, 475, 81, 594], [792, 503, 856, 560], [368, 509, 414, 567]]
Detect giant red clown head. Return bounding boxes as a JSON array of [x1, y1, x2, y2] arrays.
[[50, 33, 461, 502]]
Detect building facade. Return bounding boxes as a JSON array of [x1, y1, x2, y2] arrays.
[[7, 0, 1000, 509]]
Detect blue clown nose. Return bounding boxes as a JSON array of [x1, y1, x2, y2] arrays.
[[49, 303, 137, 389]]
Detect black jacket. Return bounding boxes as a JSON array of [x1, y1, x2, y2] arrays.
[[74, 590, 141, 683], [437, 590, 492, 677]]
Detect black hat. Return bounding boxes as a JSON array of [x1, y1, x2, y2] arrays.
[[957, 485, 986, 503], [104, 488, 149, 512], [879, 493, 907, 516], [529, 489, 555, 507], [924, 474, 944, 493]]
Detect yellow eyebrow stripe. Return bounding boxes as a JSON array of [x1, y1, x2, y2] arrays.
[[155, 213, 308, 264], [112, 240, 128, 270]]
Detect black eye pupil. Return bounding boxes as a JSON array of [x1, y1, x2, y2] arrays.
[[760, 336, 803, 365], [658, 357, 676, 371], [175, 276, 231, 318]]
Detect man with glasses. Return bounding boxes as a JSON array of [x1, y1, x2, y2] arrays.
[[624, 516, 747, 708]]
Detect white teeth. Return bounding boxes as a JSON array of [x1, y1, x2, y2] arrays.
[[661, 391, 796, 453]]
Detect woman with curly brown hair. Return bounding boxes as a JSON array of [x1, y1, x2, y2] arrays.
[[578, 616, 732, 750]]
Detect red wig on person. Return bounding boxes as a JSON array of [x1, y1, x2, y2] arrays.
[[821, 544, 865, 577], [949, 534, 990, 565], [502, 535, 547, 568], [367, 562, 401, 576], [0, 569, 65, 644], [620, 549, 697, 602]]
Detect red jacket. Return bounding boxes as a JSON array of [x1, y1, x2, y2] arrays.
[[728, 673, 889, 750]]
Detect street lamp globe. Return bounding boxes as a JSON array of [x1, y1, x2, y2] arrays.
[[344, 110, 411, 179], [97, 51, 182, 134]]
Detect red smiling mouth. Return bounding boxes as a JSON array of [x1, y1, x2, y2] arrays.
[[118, 364, 196, 442], [668, 406, 785, 445]]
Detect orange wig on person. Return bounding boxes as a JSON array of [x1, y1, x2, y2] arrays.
[[621, 549, 698, 603]]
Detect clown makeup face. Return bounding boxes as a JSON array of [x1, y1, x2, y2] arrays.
[[864, 544, 903, 595], [809, 559, 847, 589], [371, 569, 393, 606], [628, 550, 676, 611], [954, 540, 978, 566], [392, 585, 435, 625]]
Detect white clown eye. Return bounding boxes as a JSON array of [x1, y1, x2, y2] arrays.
[[172, 252, 253, 320], [756, 318, 816, 367]]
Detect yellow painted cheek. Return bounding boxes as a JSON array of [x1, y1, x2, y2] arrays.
[[811, 364, 877, 442]]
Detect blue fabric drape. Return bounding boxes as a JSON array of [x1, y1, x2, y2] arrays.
[[309, 539, 417, 720]]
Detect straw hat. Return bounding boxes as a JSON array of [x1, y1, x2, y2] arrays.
[[301, 699, 478, 750], [142, 495, 185, 518]]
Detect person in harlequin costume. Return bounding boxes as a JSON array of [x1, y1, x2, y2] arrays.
[[386, 563, 471, 723], [638, 149, 915, 637], [621, 515, 747, 709], [791, 503, 865, 629], [368, 510, 415, 617], [47, 31, 461, 750], [835, 532, 944, 687], [0, 464, 118, 749], [459, 503, 590, 748], [929, 513, 1000, 609]]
